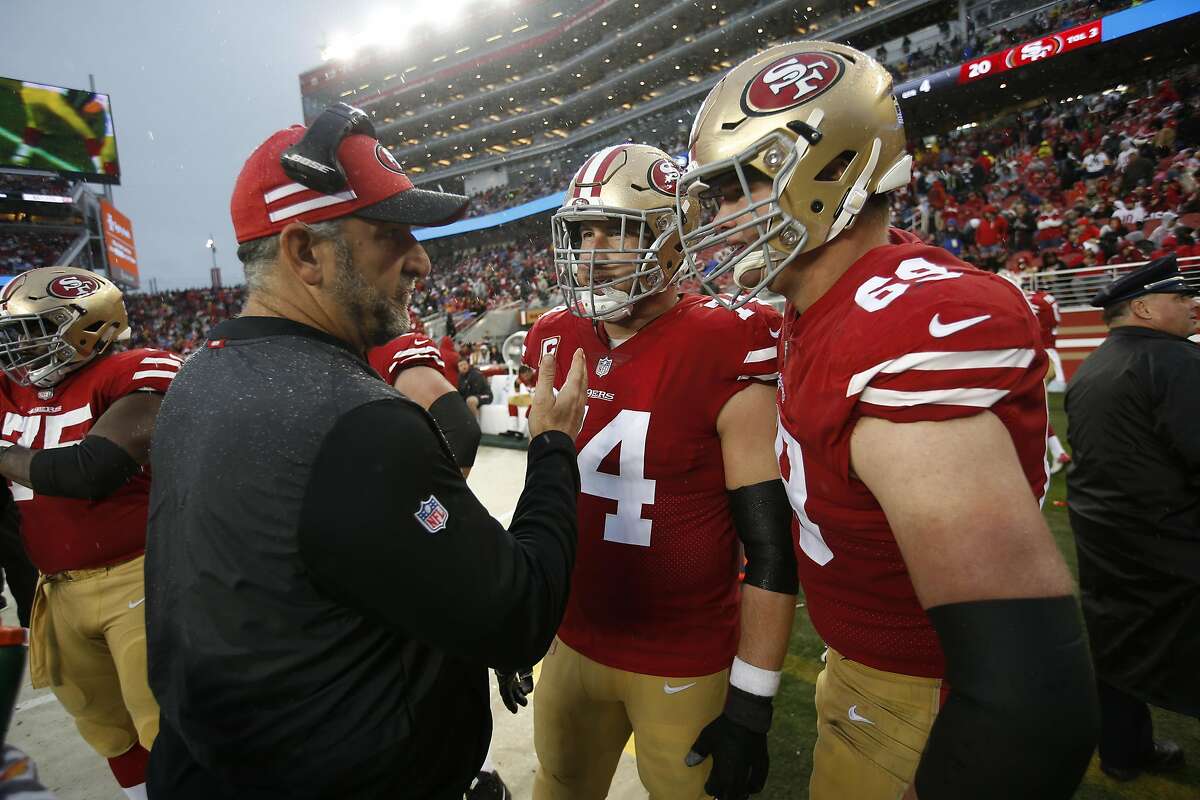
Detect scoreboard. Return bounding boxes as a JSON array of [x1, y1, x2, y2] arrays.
[[894, 0, 1197, 104]]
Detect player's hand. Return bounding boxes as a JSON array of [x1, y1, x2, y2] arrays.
[[685, 686, 772, 800], [495, 667, 534, 714], [529, 348, 587, 440]]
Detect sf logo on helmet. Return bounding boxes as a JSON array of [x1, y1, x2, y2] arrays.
[[47, 275, 102, 300], [741, 52, 844, 115], [647, 159, 682, 196]]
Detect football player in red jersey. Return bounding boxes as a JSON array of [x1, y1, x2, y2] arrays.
[[526, 143, 798, 800], [679, 42, 1098, 800], [0, 267, 179, 799], [1024, 288, 1072, 472]]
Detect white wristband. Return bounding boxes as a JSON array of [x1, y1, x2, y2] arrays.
[[730, 656, 781, 698]]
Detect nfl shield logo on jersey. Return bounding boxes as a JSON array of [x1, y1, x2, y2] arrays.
[[414, 495, 450, 533], [596, 356, 613, 377]]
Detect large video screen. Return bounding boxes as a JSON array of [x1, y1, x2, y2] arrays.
[[0, 77, 120, 184]]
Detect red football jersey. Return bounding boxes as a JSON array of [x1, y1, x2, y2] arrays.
[[368, 333, 446, 384], [0, 348, 181, 573], [523, 294, 781, 677], [778, 231, 1049, 679], [1024, 289, 1060, 350]]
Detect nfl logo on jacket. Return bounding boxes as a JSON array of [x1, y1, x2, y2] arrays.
[[415, 495, 450, 533]]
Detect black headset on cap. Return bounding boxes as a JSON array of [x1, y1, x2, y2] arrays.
[[280, 102, 375, 195]]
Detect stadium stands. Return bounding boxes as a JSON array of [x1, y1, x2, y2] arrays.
[[0, 230, 75, 275]]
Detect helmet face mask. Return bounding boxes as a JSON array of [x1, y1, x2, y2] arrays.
[[553, 144, 698, 321], [679, 130, 812, 308], [553, 205, 675, 321], [679, 41, 912, 309], [0, 308, 84, 387], [0, 267, 129, 387]]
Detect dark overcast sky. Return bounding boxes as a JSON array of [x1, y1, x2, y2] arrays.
[[0, 0, 420, 290]]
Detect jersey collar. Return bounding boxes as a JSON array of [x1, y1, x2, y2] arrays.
[[207, 316, 362, 358]]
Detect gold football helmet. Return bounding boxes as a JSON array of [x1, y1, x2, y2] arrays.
[[0, 267, 130, 387], [678, 41, 912, 307], [552, 143, 699, 320]]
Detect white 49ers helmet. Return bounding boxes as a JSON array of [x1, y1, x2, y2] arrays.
[[0, 267, 130, 387], [552, 143, 699, 320], [678, 41, 912, 308]]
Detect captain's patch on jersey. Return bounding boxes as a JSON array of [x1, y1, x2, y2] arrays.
[[414, 495, 450, 533], [541, 336, 560, 358]]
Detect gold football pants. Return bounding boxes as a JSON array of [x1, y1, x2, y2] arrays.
[[533, 637, 728, 800], [29, 554, 159, 757], [809, 646, 942, 800]]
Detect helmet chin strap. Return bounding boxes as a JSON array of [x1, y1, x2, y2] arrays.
[[828, 138, 882, 242], [733, 250, 771, 290]]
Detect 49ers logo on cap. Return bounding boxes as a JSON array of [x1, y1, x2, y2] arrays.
[[741, 52, 844, 116], [375, 143, 406, 176], [47, 275, 102, 300], [647, 158, 682, 196]]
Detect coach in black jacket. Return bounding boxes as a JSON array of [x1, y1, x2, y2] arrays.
[[1066, 255, 1199, 782], [145, 118, 587, 799]]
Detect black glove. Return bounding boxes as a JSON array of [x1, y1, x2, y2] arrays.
[[495, 667, 534, 714], [685, 685, 772, 800]]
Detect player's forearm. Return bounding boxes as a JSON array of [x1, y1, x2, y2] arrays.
[[0, 446, 34, 489], [736, 585, 795, 672]]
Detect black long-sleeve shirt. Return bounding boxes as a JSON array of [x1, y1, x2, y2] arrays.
[[147, 317, 578, 799]]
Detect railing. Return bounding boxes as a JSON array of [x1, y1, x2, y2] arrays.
[[1021, 255, 1200, 310]]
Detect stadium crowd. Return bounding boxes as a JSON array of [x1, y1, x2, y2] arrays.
[[0, 230, 76, 275], [5, 62, 1194, 355]]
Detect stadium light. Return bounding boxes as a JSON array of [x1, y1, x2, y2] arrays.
[[322, 32, 359, 62]]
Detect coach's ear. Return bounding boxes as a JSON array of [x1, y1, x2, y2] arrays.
[[278, 223, 332, 288]]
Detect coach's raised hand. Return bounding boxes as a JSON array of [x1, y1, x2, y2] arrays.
[[530, 348, 587, 440]]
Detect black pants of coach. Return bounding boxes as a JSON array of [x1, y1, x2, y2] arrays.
[[148, 718, 471, 800]]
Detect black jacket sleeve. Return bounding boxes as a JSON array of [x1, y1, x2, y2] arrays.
[[297, 398, 579, 671], [1152, 345, 1200, 474]]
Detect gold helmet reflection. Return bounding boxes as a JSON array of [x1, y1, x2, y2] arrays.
[[678, 41, 912, 307], [552, 143, 699, 320], [0, 267, 130, 387]]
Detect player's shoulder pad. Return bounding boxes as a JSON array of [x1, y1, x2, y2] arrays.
[[842, 244, 1039, 360], [98, 347, 184, 375], [523, 306, 575, 361]]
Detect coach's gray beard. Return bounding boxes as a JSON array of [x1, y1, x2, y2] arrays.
[[331, 240, 410, 347]]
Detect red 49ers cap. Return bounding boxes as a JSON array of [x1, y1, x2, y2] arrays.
[[231, 126, 468, 243]]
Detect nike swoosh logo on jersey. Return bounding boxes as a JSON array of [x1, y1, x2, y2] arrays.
[[128, 598, 145, 609], [928, 313, 991, 338], [848, 705, 875, 725], [664, 681, 697, 695]]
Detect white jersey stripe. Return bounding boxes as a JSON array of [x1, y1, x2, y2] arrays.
[[846, 348, 1036, 398], [743, 346, 777, 364], [860, 386, 1009, 408], [140, 356, 182, 367], [267, 190, 357, 223], [738, 372, 779, 382], [263, 182, 308, 204], [391, 345, 442, 360], [131, 370, 178, 381]]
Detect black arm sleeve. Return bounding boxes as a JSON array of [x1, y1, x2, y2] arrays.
[[298, 399, 579, 671], [914, 596, 1099, 800], [29, 435, 140, 500], [428, 391, 482, 469], [729, 479, 798, 595]]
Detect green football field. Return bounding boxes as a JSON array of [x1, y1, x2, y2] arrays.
[[761, 392, 1200, 799], [0, 83, 95, 175]]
